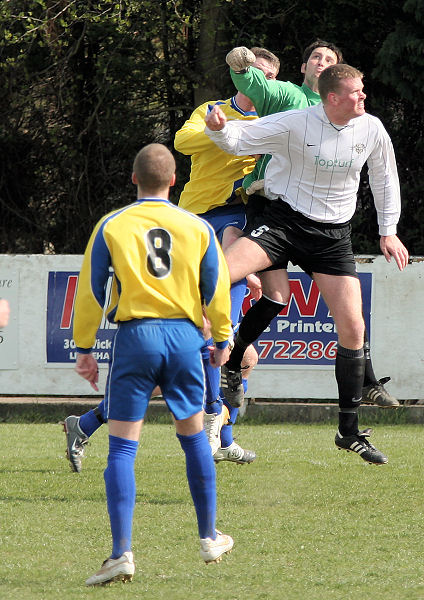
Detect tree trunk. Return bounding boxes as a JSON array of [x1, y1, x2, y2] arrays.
[[195, 0, 231, 105]]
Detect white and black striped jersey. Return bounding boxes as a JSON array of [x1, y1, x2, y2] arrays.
[[205, 103, 401, 235]]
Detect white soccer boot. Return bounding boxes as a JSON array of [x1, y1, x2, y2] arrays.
[[85, 551, 135, 586], [199, 531, 234, 564]]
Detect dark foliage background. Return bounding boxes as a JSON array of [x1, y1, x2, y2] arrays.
[[1, 0, 423, 254]]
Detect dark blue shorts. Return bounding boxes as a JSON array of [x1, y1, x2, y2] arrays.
[[199, 204, 247, 244], [104, 318, 206, 421]]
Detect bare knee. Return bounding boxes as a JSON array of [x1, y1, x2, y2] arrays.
[[174, 411, 204, 436], [241, 344, 258, 378], [338, 319, 365, 350]]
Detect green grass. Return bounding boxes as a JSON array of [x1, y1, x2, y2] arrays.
[[0, 423, 423, 600]]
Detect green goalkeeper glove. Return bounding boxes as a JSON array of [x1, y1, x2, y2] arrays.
[[226, 47, 256, 73]]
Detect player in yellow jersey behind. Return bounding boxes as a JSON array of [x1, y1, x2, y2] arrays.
[[174, 47, 280, 464], [73, 143, 234, 586]]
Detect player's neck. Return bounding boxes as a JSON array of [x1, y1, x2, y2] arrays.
[[234, 91, 255, 113], [323, 105, 350, 127], [303, 76, 319, 94], [137, 187, 169, 200]]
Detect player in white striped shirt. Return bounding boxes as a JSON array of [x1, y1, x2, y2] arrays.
[[205, 64, 409, 465], [225, 42, 398, 410]]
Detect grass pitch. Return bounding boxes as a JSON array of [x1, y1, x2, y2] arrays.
[[0, 422, 423, 600]]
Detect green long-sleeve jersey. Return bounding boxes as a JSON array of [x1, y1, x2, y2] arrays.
[[231, 66, 321, 194]]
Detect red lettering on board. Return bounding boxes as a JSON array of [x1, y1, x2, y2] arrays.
[[60, 275, 78, 329], [242, 278, 321, 317]]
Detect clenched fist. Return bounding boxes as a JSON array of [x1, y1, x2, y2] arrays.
[[226, 46, 256, 72]]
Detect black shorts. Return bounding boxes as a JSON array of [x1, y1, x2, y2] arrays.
[[245, 193, 271, 231], [245, 199, 358, 278]]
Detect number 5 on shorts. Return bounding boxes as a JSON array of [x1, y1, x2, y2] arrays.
[[250, 224, 270, 238]]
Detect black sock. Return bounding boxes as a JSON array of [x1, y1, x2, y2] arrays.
[[336, 345, 365, 436], [338, 410, 359, 436], [226, 335, 249, 371], [226, 296, 285, 370]]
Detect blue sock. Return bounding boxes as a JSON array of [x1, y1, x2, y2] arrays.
[[230, 278, 247, 326], [220, 403, 238, 447], [79, 400, 106, 437], [104, 435, 139, 558], [202, 340, 222, 415], [177, 430, 216, 539], [220, 379, 247, 447]]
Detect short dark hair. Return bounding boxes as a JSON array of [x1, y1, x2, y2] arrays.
[[302, 39, 343, 65], [318, 64, 364, 100], [133, 143, 175, 194], [250, 47, 280, 74]]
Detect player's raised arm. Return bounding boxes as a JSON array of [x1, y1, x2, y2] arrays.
[[226, 46, 283, 115], [205, 106, 289, 158]]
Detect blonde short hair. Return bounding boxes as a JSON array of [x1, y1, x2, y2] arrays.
[[133, 143, 175, 194], [318, 64, 363, 101]]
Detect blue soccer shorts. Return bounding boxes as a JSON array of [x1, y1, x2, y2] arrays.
[[199, 203, 247, 244], [104, 318, 206, 422], [200, 203, 248, 327]]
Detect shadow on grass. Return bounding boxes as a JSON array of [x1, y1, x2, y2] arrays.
[[0, 403, 422, 426]]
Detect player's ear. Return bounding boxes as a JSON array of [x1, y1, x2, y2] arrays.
[[327, 91, 338, 106], [300, 62, 306, 75], [131, 172, 138, 185], [170, 173, 176, 188]]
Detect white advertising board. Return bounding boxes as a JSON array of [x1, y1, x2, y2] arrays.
[[0, 269, 19, 370], [0, 254, 423, 399]]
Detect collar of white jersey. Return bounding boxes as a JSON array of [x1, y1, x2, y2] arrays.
[[317, 103, 358, 130]]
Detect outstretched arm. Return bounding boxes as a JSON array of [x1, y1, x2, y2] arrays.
[[227, 46, 289, 116], [380, 235, 409, 271], [205, 104, 289, 158]]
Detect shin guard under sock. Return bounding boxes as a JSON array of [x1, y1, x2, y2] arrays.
[[201, 340, 222, 415], [336, 345, 365, 436], [177, 430, 216, 539], [104, 435, 139, 558]]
